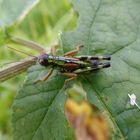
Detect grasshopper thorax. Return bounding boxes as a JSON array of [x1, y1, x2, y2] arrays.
[[38, 54, 49, 66]]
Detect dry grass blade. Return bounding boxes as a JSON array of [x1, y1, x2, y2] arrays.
[[11, 36, 46, 53], [0, 57, 37, 83]]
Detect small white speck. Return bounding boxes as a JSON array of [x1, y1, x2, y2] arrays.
[[128, 94, 140, 110]]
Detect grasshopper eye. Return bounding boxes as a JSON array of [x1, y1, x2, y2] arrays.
[[38, 59, 44, 65], [38, 54, 49, 66]]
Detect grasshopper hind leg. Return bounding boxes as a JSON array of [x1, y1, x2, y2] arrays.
[[76, 55, 111, 61], [91, 60, 110, 69], [73, 62, 111, 74]]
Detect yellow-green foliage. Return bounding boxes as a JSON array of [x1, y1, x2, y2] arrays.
[[0, 0, 76, 138]]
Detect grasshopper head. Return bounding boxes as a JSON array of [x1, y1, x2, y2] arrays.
[[38, 54, 49, 66]]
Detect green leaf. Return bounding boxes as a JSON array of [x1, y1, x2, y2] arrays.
[[12, 0, 140, 139], [61, 0, 140, 139], [0, 0, 39, 27], [12, 65, 74, 140]]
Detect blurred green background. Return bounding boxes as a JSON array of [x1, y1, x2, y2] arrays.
[[0, 0, 76, 139]]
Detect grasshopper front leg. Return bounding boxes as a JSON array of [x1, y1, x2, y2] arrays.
[[50, 42, 60, 56], [34, 68, 53, 84], [64, 45, 84, 57]]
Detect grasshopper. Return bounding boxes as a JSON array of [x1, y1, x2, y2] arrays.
[[0, 36, 111, 86]]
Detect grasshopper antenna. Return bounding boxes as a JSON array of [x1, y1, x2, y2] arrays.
[[7, 46, 38, 59]]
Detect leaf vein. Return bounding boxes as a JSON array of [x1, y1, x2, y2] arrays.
[[86, 0, 102, 54], [84, 76, 125, 138], [31, 89, 61, 139]]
